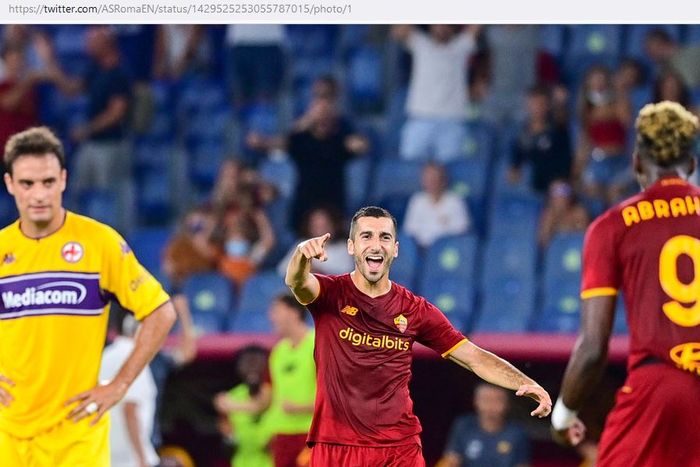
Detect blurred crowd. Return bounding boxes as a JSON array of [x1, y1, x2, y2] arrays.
[[2, 23, 700, 466]]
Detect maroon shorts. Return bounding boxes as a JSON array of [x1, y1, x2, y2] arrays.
[[272, 433, 309, 467], [309, 442, 425, 467], [597, 362, 700, 467]]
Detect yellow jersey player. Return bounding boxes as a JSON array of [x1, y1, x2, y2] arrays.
[[0, 127, 177, 466]]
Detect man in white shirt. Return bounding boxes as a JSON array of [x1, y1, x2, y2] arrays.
[[392, 25, 481, 162], [101, 315, 159, 467], [403, 162, 471, 248]]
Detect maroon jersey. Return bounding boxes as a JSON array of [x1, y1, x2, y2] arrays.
[[581, 177, 700, 374], [306, 273, 467, 447]]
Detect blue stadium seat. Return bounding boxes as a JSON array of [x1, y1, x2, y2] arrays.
[[188, 140, 228, 188], [386, 86, 408, 156], [474, 276, 536, 333], [137, 170, 172, 225], [228, 272, 288, 333], [340, 25, 370, 54], [564, 25, 622, 82], [127, 227, 172, 276], [347, 45, 383, 113], [243, 102, 280, 137], [538, 25, 567, 59], [542, 232, 585, 287], [462, 122, 495, 162], [238, 271, 288, 316], [0, 191, 16, 226], [370, 160, 422, 203], [685, 25, 700, 45], [344, 157, 371, 215], [481, 234, 537, 283], [613, 298, 628, 335], [184, 273, 234, 334], [419, 234, 479, 293], [536, 279, 581, 333], [392, 232, 419, 289], [447, 158, 490, 235], [488, 193, 542, 241], [133, 141, 172, 173], [177, 77, 228, 116], [286, 25, 339, 58], [81, 190, 118, 228], [422, 280, 475, 332], [259, 157, 298, 200]]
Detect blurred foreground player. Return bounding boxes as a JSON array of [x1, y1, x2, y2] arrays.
[[0, 127, 176, 465], [286, 206, 551, 466], [552, 101, 700, 466]]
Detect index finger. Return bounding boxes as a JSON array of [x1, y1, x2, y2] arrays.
[[320, 232, 331, 246]]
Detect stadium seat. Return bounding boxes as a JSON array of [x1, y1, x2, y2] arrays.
[[81, 190, 118, 228], [347, 45, 384, 113], [188, 140, 228, 189], [370, 159, 423, 203], [538, 25, 567, 59], [447, 158, 490, 235], [535, 279, 581, 333], [474, 276, 536, 333], [422, 280, 476, 332], [344, 157, 372, 215], [227, 271, 288, 333], [184, 273, 235, 334], [685, 25, 700, 45], [462, 122, 495, 162], [242, 102, 281, 137], [564, 25, 622, 82], [542, 232, 585, 287], [392, 232, 419, 289], [0, 191, 14, 227], [137, 170, 172, 225], [487, 193, 542, 241], [481, 234, 537, 283], [127, 227, 172, 276], [419, 234, 479, 293], [259, 157, 298, 200]]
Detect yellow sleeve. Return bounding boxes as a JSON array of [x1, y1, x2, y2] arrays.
[[100, 226, 170, 320]]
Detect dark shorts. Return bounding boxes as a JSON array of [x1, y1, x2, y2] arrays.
[[597, 362, 700, 467], [310, 442, 425, 467]]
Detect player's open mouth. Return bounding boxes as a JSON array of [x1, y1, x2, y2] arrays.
[[366, 255, 384, 272]]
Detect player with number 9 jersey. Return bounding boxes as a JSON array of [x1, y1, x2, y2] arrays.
[[553, 102, 700, 467]]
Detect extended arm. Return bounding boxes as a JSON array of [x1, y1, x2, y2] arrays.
[[284, 233, 329, 305], [213, 383, 272, 415], [66, 302, 177, 424], [447, 340, 552, 417], [552, 295, 615, 445]]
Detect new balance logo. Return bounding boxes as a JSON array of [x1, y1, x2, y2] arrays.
[[341, 305, 359, 316]]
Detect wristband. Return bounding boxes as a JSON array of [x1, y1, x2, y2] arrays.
[[551, 397, 578, 430]]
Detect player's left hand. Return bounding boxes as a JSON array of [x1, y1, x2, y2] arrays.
[[516, 384, 552, 418], [65, 380, 128, 425]]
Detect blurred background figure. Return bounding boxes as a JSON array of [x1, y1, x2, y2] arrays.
[[438, 383, 531, 467], [266, 295, 315, 467], [508, 84, 573, 195], [574, 65, 631, 205], [403, 162, 471, 249], [537, 180, 591, 248], [214, 346, 273, 467], [277, 205, 353, 277], [153, 25, 209, 82], [100, 315, 160, 467], [392, 24, 481, 162]]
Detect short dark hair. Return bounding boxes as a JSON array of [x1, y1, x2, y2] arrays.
[[349, 206, 398, 239], [275, 293, 307, 322], [4, 126, 65, 176]]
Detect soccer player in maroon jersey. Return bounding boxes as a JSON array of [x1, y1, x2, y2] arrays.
[[552, 101, 700, 466], [285, 205, 551, 467]]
